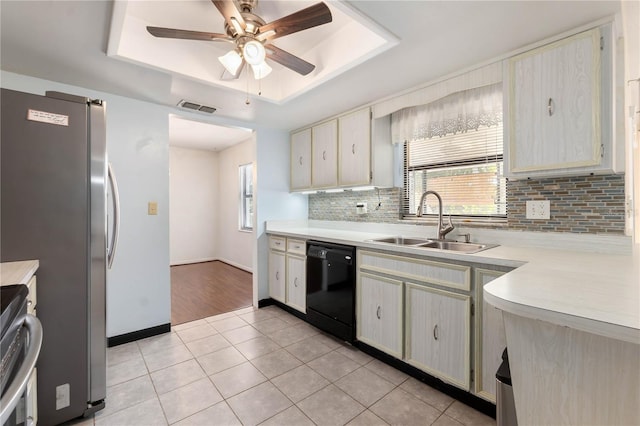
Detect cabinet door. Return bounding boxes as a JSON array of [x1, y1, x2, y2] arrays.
[[286, 254, 306, 313], [338, 108, 371, 186], [405, 283, 470, 389], [268, 250, 286, 303], [290, 129, 312, 190], [474, 269, 507, 403], [311, 120, 338, 188], [509, 28, 600, 173], [357, 273, 403, 358]]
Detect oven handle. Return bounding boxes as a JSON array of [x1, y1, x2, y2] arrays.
[[0, 314, 43, 425]]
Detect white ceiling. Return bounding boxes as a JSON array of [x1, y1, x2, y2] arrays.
[[0, 0, 624, 149], [169, 115, 253, 151]]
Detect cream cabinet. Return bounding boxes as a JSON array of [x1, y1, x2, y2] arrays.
[[290, 128, 312, 190], [505, 24, 623, 178], [474, 268, 507, 403], [311, 120, 338, 188], [357, 272, 403, 358], [338, 107, 371, 186], [268, 235, 306, 313], [405, 283, 471, 389]]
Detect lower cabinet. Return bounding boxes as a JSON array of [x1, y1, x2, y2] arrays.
[[356, 272, 403, 358], [405, 283, 471, 389], [286, 254, 306, 313], [474, 268, 507, 403], [268, 235, 306, 313], [268, 250, 286, 303]]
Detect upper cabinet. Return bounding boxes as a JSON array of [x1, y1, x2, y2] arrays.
[[504, 24, 624, 179], [290, 128, 312, 191], [290, 107, 393, 191]]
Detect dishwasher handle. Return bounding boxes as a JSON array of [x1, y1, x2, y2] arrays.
[[0, 314, 43, 425]]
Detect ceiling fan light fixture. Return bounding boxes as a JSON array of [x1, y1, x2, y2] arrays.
[[230, 17, 244, 36], [218, 49, 243, 75], [243, 40, 266, 66], [251, 61, 272, 80]]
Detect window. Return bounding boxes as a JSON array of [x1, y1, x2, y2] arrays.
[[393, 83, 506, 219], [239, 163, 253, 230]]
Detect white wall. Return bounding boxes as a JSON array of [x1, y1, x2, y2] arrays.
[[217, 136, 256, 272], [169, 146, 218, 265], [1, 71, 171, 337]]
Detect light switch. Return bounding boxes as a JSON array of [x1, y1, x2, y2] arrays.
[[148, 201, 158, 215], [526, 200, 550, 220]]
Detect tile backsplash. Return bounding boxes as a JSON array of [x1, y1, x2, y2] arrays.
[[308, 174, 626, 235]]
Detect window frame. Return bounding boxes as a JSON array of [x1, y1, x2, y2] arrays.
[[239, 163, 253, 231]]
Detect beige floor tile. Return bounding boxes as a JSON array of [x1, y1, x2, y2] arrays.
[[204, 311, 237, 322], [432, 414, 465, 426], [297, 384, 365, 426], [98, 375, 157, 418], [250, 348, 302, 379], [370, 387, 441, 425], [313, 332, 349, 350], [444, 401, 496, 426], [234, 306, 256, 315], [158, 377, 223, 424], [336, 345, 375, 365], [175, 323, 218, 343], [238, 309, 276, 325], [271, 365, 330, 403], [210, 361, 267, 398], [107, 341, 142, 367], [251, 317, 291, 334], [345, 409, 389, 426], [266, 323, 319, 346], [364, 359, 409, 385], [185, 333, 231, 357], [227, 381, 292, 426], [285, 336, 333, 362], [137, 332, 184, 356], [172, 318, 208, 332], [173, 401, 241, 426], [150, 359, 206, 395], [260, 406, 315, 426], [196, 346, 247, 375], [335, 366, 396, 407], [399, 377, 455, 412], [222, 324, 263, 345], [143, 343, 194, 372], [106, 356, 148, 387], [210, 316, 249, 332], [94, 397, 166, 426], [234, 336, 281, 360], [307, 351, 361, 382]]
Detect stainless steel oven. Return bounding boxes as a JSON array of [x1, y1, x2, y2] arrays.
[[1, 285, 42, 426]]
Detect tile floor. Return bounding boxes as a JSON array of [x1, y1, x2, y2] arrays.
[[71, 305, 496, 426]]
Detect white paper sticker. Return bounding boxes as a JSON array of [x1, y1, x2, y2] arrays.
[[27, 109, 69, 126]]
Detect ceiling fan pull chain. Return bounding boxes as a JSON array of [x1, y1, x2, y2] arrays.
[[245, 70, 251, 105]]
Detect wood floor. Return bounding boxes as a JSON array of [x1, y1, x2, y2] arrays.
[[170, 261, 253, 325]]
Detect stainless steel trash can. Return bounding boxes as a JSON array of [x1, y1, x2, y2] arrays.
[[496, 348, 518, 426]]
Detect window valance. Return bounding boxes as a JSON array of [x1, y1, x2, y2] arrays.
[[391, 82, 503, 144]]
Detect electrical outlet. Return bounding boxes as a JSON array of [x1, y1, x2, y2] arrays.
[[526, 200, 550, 220], [148, 201, 158, 215]]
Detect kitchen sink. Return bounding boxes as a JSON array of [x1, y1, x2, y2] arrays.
[[370, 236, 433, 245], [369, 236, 496, 254]]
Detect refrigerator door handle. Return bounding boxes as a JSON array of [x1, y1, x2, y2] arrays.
[[107, 163, 120, 269]]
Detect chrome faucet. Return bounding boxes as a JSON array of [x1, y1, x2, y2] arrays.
[[416, 190, 455, 240]]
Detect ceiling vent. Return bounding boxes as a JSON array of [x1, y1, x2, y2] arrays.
[[177, 100, 217, 114]]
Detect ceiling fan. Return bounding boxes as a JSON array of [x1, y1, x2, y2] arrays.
[[146, 0, 332, 80]]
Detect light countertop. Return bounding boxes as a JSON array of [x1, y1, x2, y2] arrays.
[[266, 221, 639, 344], [1, 260, 39, 286]]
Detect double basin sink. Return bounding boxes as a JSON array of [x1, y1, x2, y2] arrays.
[[369, 236, 496, 254]]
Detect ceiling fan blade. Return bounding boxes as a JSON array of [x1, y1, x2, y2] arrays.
[[257, 2, 332, 42], [265, 44, 315, 76], [211, 0, 246, 34], [146, 26, 229, 42]]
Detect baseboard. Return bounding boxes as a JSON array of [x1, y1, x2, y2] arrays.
[[216, 257, 252, 273], [170, 257, 252, 273], [107, 323, 171, 347], [170, 257, 216, 266]]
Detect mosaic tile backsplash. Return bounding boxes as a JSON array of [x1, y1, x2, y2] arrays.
[[308, 174, 626, 234]]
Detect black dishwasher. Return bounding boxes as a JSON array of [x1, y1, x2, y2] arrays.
[[306, 241, 356, 342]]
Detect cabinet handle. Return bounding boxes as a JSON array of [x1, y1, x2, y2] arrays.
[[376, 305, 381, 319], [548, 98, 554, 116], [294, 278, 298, 287], [299, 156, 303, 165], [351, 144, 355, 154], [322, 150, 326, 160], [276, 271, 279, 281], [433, 324, 439, 341]]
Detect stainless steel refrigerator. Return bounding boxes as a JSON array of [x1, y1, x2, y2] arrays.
[[1, 88, 120, 425]]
